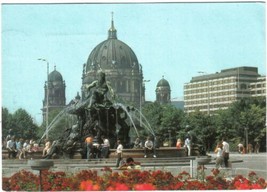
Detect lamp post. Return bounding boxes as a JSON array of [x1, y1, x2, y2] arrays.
[[198, 71, 210, 115], [38, 58, 49, 139], [139, 79, 150, 127]]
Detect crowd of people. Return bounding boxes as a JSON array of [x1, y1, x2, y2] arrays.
[[3, 129, 53, 160], [237, 141, 260, 154], [4, 136, 45, 160], [84, 135, 111, 161], [4, 128, 262, 171]]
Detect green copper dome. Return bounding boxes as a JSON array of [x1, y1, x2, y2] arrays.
[[157, 77, 170, 87], [48, 67, 63, 82], [85, 18, 139, 72]]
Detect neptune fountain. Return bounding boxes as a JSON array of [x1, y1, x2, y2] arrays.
[[44, 71, 149, 159]]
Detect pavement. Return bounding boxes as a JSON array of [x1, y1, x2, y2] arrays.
[[206, 152, 267, 179], [2, 152, 266, 179]]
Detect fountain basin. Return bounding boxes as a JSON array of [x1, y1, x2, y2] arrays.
[[28, 160, 54, 170]]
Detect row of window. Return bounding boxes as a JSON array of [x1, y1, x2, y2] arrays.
[[185, 89, 265, 100], [251, 90, 266, 94], [185, 103, 230, 111], [185, 97, 235, 105], [250, 83, 266, 88], [184, 91, 236, 99]]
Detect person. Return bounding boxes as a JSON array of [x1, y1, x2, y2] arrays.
[[176, 138, 182, 149], [254, 142, 260, 154], [6, 136, 17, 159], [101, 136, 110, 158], [214, 142, 223, 169], [119, 157, 141, 170], [237, 143, 244, 154], [133, 137, 142, 149], [222, 138, 230, 168], [115, 140, 123, 167], [248, 143, 253, 154], [144, 137, 156, 158], [5, 129, 13, 143], [42, 139, 52, 157], [17, 138, 25, 160], [85, 135, 93, 161], [184, 137, 191, 156], [23, 140, 31, 158]]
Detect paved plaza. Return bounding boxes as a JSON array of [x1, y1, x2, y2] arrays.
[[207, 152, 267, 179], [2, 152, 266, 180]]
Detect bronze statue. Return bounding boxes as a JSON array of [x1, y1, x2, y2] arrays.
[[44, 71, 131, 159]]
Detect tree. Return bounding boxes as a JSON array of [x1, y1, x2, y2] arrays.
[[184, 110, 216, 151], [38, 108, 74, 142], [142, 102, 163, 136], [159, 104, 184, 146], [214, 97, 266, 151], [3, 108, 39, 140], [2, 107, 13, 139]]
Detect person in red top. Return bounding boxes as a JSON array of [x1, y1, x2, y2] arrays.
[[176, 138, 182, 149], [85, 135, 93, 161]]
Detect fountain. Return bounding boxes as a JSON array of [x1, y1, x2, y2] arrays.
[[43, 71, 151, 159]]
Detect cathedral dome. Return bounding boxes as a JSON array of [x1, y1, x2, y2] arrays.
[[157, 77, 170, 88], [49, 67, 63, 82], [85, 18, 139, 72], [81, 15, 143, 107]]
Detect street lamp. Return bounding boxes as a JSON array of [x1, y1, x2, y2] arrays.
[[198, 71, 210, 115], [38, 58, 49, 139], [139, 79, 150, 127]]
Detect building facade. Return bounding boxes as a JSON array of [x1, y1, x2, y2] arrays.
[[184, 66, 265, 114]]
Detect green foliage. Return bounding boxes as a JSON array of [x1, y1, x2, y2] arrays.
[[39, 108, 75, 142], [141, 97, 266, 151], [142, 102, 185, 146], [2, 107, 39, 140]]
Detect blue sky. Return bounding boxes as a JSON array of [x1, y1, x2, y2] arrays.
[[2, 2, 266, 124]]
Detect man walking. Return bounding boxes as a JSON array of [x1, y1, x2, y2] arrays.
[[115, 140, 123, 167], [222, 138, 230, 168]]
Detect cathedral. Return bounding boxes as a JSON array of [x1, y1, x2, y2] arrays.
[[42, 16, 174, 121]]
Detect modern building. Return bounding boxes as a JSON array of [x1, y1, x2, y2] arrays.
[[184, 66, 265, 114], [81, 16, 144, 107], [42, 66, 66, 121], [156, 76, 171, 104], [250, 76, 266, 97]]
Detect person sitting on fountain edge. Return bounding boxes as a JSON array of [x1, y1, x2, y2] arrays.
[[85, 71, 114, 109], [144, 136, 157, 158]]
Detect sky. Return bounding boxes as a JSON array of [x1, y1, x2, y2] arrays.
[[1, 2, 266, 124]]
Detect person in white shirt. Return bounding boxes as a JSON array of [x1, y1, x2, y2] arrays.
[[222, 138, 230, 167], [184, 137, 191, 156], [144, 137, 156, 158], [214, 142, 223, 168], [115, 140, 123, 167], [6, 136, 17, 159], [101, 136, 110, 158]]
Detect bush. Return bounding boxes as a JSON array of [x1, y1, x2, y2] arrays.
[[2, 168, 266, 191]]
